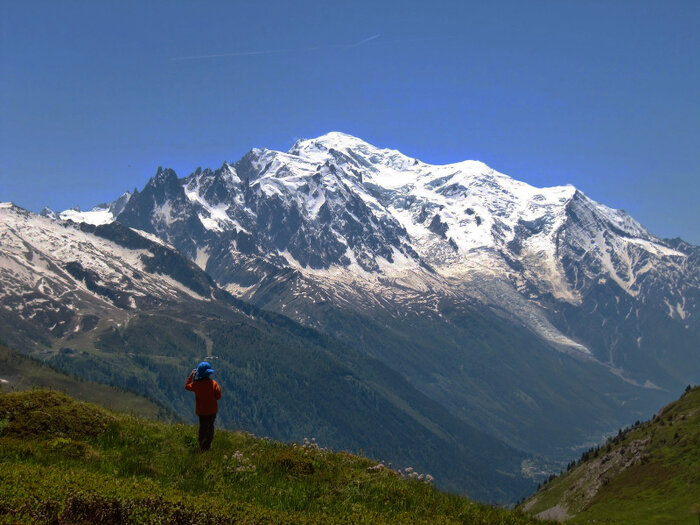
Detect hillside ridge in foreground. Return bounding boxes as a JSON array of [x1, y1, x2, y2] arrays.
[[520, 385, 700, 524], [0, 390, 540, 524]]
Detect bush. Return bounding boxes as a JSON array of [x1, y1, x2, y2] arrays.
[[272, 447, 316, 476], [0, 390, 115, 439]]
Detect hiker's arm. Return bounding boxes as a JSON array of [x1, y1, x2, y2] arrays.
[[214, 380, 222, 400], [185, 370, 195, 391]]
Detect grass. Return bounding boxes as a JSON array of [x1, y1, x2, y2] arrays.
[[520, 386, 700, 524], [0, 390, 541, 524]]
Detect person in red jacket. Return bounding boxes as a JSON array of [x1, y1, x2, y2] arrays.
[[185, 361, 222, 451]]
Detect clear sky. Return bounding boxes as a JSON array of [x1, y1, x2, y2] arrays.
[[1, 1, 698, 243]]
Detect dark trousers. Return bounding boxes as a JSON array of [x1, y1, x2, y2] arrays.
[[198, 414, 216, 451]]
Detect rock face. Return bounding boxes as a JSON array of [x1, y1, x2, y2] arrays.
[[60, 132, 698, 457], [0, 202, 214, 346]]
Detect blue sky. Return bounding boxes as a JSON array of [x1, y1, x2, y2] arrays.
[[1, 1, 698, 242]]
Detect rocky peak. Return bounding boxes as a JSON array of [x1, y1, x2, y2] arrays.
[[40, 206, 58, 219], [108, 191, 132, 217], [149, 167, 180, 191]]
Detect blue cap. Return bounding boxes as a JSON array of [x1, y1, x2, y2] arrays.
[[195, 361, 214, 379]]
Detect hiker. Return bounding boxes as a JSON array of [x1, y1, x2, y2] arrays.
[[185, 361, 222, 451]]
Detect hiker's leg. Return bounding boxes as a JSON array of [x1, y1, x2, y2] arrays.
[[198, 415, 207, 450], [202, 414, 216, 450]]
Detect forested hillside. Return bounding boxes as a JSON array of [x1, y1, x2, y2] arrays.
[[0, 343, 166, 419]]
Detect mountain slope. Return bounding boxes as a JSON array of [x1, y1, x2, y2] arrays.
[[105, 133, 698, 459], [0, 390, 541, 524], [247, 287, 665, 459], [520, 385, 700, 523], [0, 343, 166, 419], [0, 203, 535, 502]]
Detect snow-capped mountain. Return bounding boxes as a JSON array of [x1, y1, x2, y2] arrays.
[[58, 132, 699, 457], [114, 132, 693, 292], [42, 191, 132, 225], [113, 132, 696, 346]]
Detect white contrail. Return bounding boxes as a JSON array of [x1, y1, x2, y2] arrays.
[[346, 33, 381, 48], [170, 32, 451, 62]]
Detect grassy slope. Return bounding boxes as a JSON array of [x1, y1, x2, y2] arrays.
[[0, 390, 541, 525], [520, 386, 700, 524], [0, 343, 166, 420]]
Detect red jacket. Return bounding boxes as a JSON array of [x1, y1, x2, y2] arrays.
[[185, 373, 222, 415]]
